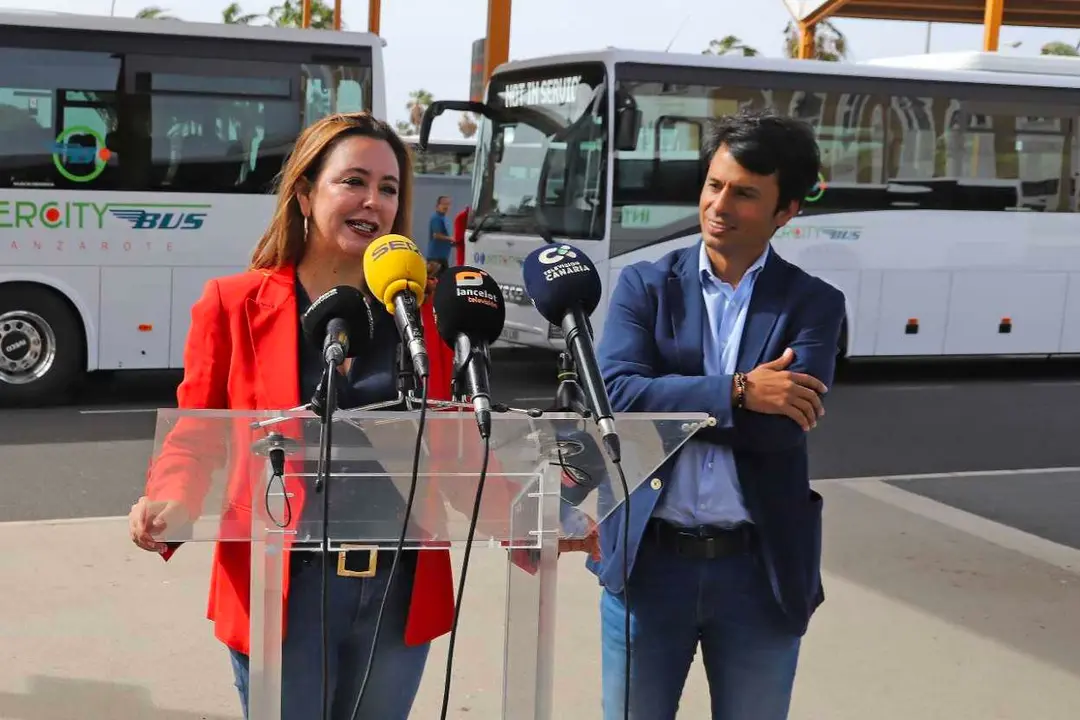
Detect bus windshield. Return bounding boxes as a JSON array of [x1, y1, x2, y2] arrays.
[[470, 63, 607, 240]]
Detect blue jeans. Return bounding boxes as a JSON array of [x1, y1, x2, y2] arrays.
[[600, 539, 801, 720], [229, 550, 429, 720]]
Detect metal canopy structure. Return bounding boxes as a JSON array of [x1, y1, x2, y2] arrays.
[[785, 0, 1080, 57]]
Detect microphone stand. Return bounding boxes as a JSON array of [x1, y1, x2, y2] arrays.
[[315, 335, 344, 720], [552, 351, 591, 418], [397, 339, 422, 410]]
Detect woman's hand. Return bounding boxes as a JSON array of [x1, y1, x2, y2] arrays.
[[128, 496, 187, 553]]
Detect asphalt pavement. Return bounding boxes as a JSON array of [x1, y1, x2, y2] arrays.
[[5, 352, 1080, 719], [3, 351, 1080, 538]]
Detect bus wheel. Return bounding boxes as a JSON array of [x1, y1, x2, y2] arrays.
[[0, 285, 85, 406]]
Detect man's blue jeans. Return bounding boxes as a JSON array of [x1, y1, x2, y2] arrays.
[[229, 550, 429, 720], [600, 539, 801, 720]]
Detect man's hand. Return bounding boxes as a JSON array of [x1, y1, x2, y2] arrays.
[[741, 348, 828, 431], [558, 513, 601, 562]]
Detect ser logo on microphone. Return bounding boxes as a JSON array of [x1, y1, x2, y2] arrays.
[[538, 245, 578, 265], [370, 237, 421, 260], [454, 269, 500, 310]]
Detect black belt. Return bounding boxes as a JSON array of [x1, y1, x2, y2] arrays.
[[644, 519, 755, 560], [291, 543, 391, 578]]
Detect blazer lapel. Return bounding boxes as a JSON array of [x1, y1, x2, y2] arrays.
[[736, 250, 789, 373], [244, 266, 301, 410], [667, 243, 705, 375]]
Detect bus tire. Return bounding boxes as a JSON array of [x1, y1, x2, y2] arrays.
[[0, 284, 85, 407]]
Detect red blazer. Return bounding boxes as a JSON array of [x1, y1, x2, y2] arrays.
[[145, 264, 459, 656]]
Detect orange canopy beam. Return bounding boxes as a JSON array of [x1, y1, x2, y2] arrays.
[[789, 0, 1080, 58], [983, 0, 1004, 50], [484, 0, 511, 84], [369, 0, 381, 34]]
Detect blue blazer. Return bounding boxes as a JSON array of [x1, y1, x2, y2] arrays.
[[589, 241, 846, 636]]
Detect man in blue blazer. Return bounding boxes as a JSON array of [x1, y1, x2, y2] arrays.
[[592, 109, 846, 720]]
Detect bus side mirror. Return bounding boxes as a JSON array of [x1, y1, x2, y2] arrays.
[[615, 107, 641, 152]]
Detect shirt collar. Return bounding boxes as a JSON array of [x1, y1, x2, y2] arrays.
[[698, 239, 770, 287]]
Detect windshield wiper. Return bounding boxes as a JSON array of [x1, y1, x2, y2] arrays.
[[468, 209, 507, 245]]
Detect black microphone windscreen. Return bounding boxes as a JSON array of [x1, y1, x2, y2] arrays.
[[432, 265, 506, 347], [300, 285, 374, 351], [521, 243, 602, 325]]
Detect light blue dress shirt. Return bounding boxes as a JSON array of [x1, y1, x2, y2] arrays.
[[652, 239, 770, 529]]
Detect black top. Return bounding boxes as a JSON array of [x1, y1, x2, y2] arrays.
[[293, 273, 414, 546]]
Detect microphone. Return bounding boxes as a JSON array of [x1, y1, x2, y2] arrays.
[[301, 285, 374, 367], [300, 285, 374, 417], [433, 265, 506, 439], [522, 243, 621, 464], [363, 234, 430, 379]]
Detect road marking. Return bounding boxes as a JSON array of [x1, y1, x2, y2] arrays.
[[842, 479, 1080, 576], [78, 408, 158, 415], [814, 466, 1080, 485]]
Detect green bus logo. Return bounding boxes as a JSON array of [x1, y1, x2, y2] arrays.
[[50, 126, 113, 183], [805, 172, 827, 203]]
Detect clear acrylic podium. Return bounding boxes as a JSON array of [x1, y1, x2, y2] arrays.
[[146, 407, 711, 719]]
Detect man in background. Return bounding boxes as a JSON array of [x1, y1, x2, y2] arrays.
[[427, 195, 453, 263]]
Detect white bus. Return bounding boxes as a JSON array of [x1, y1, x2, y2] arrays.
[[402, 134, 476, 177], [424, 49, 1080, 361], [0, 11, 384, 404]]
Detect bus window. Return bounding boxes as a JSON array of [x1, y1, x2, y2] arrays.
[[0, 47, 122, 190], [127, 58, 298, 194], [302, 62, 372, 126], [610, 77, 893, 257]]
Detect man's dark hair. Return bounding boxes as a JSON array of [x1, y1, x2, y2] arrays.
[[702, 108, 821, 212], [436, 195, 450, 205]]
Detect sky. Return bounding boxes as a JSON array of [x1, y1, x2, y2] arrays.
[[4, 0, 1079, 139]]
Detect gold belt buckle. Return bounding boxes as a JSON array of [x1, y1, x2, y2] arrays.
[[336, 544, 378, 578]]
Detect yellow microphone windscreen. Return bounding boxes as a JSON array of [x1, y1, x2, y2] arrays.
[[362, 234, 427, 313]]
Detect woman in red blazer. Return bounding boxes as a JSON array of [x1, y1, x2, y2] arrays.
[[128, 112, 457, 720]]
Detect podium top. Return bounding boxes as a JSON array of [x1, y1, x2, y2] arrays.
[[146, 408, 712, 549]]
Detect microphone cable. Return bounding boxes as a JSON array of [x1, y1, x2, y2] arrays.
[[438, 352, 492, 718], [611, 455, 631, 720], [315, 363, 340, 720], [350, 370, 430, 720]]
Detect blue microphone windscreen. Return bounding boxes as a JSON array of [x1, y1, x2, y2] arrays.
[[521, 243, 602, 326]]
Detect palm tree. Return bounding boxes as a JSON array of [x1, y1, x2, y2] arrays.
[[135, 6, 179, 20], [1041, 40, 1080, 56], [784, 20, 848, 61], [405, 89, 434, 134], [267, 0, 337, 29], [458, 113, 478, 139], [222, 2, 263, 24], [702, 35, 760, 57]]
